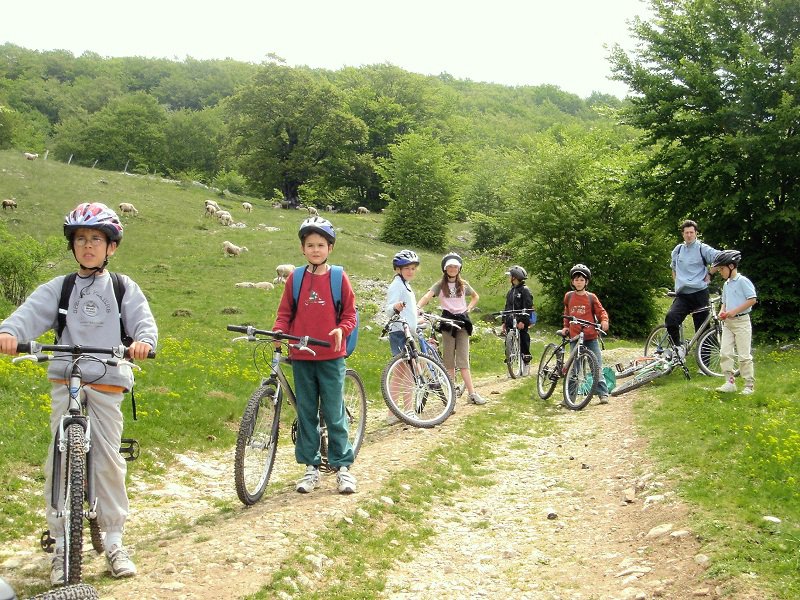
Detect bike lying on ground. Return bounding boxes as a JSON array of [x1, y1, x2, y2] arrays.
[[610, 342, 692, 397], [12, 342, 154, 585], [536, 317, 605, 410], [0, 576, 99, 600], [492, 309, 532, 379], [379, 312, 456, 428], [228, 325, 367, 506], [644, 291, 735, 377], [418, 312, 466, 398]]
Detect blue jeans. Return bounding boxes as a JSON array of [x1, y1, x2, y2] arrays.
[[570, 338, 608, 397]]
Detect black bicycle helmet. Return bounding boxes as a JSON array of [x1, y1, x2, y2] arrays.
[[298, 216, 336, 244], [570, 263, 591, 280], [393, 249, 420, 267], [441, 252, 462, 272], [64, 202, 123, 245], [711, 249, 741, 268], [506, 265, 527, 281]]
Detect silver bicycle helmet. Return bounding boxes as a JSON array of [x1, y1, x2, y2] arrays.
[[441, 252, 462, 272], [298, 216, 336, 244], [506, 265, 527, 280], [393, 249, 420, 267], [711, 249, 741, 268], [64, 202, 123, 244], [569, 263, 591, 280]]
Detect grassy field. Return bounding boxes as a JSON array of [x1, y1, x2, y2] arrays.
[[1, 150, 798, 598]]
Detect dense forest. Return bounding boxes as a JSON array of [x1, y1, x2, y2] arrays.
[[1, 0, 798, 339]]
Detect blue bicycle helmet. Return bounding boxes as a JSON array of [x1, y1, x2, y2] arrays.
[[393, 249, 420, 267]]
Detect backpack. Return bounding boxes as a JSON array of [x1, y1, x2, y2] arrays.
[[290, 265, 359, 357], [57, 272, 130, 345]]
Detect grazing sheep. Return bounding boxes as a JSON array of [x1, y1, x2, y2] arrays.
[[118, 202, 138, 216], [205, 204, 218, 217], [254, 281, 275, 290], [307, 206, 319, 216], [275, 264, 294, 279], [23, 152, 39, 160], [217, 210, 233, 226], [222, 240, 248, 257], [273, 276, 286, 285], [235, 282, 256, 288], [325, 204, 334, 212], [205, 199, 220, 210], [357, 206, 370, 214], [242, 202, 253, 213], [2, 198, 17, 210]]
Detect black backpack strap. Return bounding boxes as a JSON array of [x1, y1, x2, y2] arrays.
[[56, 273, 78, 343], [110, 272, 131, 345]]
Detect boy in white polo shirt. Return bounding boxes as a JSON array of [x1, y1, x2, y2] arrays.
[[712, 250, 757, 394]]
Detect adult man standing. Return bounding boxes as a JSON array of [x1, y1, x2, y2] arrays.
[[666, 220, 720, 351]]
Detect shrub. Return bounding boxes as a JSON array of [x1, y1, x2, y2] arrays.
[[0, 223, 61, 305]]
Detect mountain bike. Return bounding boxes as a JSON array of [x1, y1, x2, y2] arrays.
[[610, 341, 692, 397], [535, 317, 604, 410], [379, 312, 456, 428], [418, 312, 466, 398], [228, 325, 367, 506], [493, 309, 532, 379], [12, 342, 154, 585], [644, 291, 736, 377]]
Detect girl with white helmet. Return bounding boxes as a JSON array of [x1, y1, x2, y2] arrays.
[[417, 252, 485, 405]]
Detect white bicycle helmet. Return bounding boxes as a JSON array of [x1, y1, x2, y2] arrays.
[[298, 216, 336, 244], [64, 202, 123, 244], [569, 263, 591, 280], [393, 249, 420, 267], [441, 252, 462, 272]]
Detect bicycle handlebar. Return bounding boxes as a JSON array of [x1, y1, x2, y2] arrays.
[[419, 312, 462, 330], [15, 341, 156, 359], [561, 316, 607, 336], [226, 324, 331, 348], [492, 309, 531, 317]]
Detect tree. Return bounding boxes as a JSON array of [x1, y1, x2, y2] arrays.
[[378, 132, 455, 251], [609, 0, 800, 339], [225, 63, 367, 205], [163, 107, 225, 180]]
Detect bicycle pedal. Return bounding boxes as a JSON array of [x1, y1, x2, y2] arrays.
[[40, 530, 56, 553], [119, 438, 140, 462]]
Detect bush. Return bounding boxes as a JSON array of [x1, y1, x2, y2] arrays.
[[212, 169, 249, 196], [0, 222, 61, 305]]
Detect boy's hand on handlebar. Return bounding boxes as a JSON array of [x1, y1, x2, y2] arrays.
[[128, 341, 153, 360], [272, 329, 284, 349], [600, 320, 609, 332], [0, 332, 17, 356]]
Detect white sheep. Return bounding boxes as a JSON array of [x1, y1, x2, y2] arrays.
[[242, 202, 253, 213], [275, 264, 294, 279], [205, 204, 218, 217], [307, 206, 319, 216], [23, 152, 39, 160], [235, 282, 256, 288], [2, 198, 17, 210], [222, 240, 248, 257], [118, 202, 138, 216], [217, 211, 233, 226], [357, 206, 370, 214], [205, 199, 220, 210], [254, 281, 275, 290], [325, 204, 334, 212], [273, 276, 286, 285]]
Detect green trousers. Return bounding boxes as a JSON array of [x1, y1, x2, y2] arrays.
[[292, 358, 354, 468]]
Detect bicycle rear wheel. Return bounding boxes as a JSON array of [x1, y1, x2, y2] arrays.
[[64, 423, 85, 584], [696, 327, 739, 377], [643, 324, 674, 356], [30, 583, 99, 600], [610, 362, 671, 396], [505, 330, 523, 378], [381, 353, 455, 428], [343, 369, 367, 457], [562, 348, 599, 410], [536, 343, 560, 400], [234, 384, 282, 505]]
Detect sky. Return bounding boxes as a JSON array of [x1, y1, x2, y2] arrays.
[[2, 0, 652, 98]]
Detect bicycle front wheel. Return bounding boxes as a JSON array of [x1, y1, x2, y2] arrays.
[[562, 348, 599, 410], [610, 362, 671, 397], [505, 330, 523, 378], [536, 343, 560, 400], [234, 384, 282, 506], [343, 369, 367, 458], [30, 583, 99, 600], [381, 353, 455, 428], [64, 423, 85, 584], [643, 324, 673, 356], [696, 327, 739, 377]]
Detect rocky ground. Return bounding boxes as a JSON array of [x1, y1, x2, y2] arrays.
[[1, 352, 771, 600]]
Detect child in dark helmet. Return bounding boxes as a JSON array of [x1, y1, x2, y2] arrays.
[[502, 265, 535, 376], [559, 263, 610, 403], [711, 250, 757, 395], [0, 202, 158, 584], [272, 216, 358, 494], [417, 252, 484, 405]]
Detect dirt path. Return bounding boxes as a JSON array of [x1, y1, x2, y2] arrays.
[[2, 361, 768, 600]]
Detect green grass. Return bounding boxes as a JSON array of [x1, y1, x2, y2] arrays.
[[1, 150, 799, 598]]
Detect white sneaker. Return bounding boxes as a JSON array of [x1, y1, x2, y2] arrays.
[[522, 363, 531, 377], [742, 385, 754, 395], [336, 467, 357, 494], [716, 378, 737, 393], [106, 544, 137, 578], [296, 465, 320, 493], [385, 412, 401, 426], [598, 395, 609, 405], [50, 547, 65, 586], [468, 392, 487, 405]]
